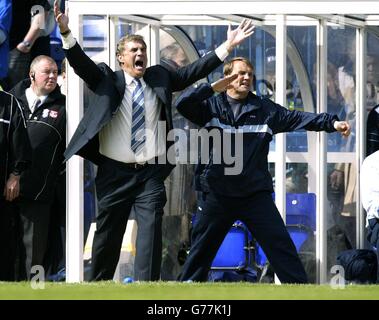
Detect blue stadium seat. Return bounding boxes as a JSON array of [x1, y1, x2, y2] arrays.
[[255, 193, 316, 267], [192, 193, 316, 271], [255, 244, 267, 267], [286, 193, 316, 231], [255, 225, 312, 267], [211, 221, 252, 269], [190, 215, 253, 270], [286, 225, 312, 251]]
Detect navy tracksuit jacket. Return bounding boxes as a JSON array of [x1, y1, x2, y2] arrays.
[[176, 83, 339, 197], [175, 83, 339, 283]]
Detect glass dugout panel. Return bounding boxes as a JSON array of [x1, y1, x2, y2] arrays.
[[326, 25, 357, 281], [285, 25, 317, 283], [158, 29, 196, 279], [179, 24, 321, 282], [367, 32, 379, 110], [81, 15, 109, 277]]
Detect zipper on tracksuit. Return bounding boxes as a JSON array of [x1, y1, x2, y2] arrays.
[[201, 106, 238, 182], [27, 119, 62, 200]]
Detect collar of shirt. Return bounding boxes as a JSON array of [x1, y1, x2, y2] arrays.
[[123, 72, 146, 91], [25, 87, 48, 110]]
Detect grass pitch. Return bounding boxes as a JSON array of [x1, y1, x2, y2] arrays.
[[0, 281, 379, 300]]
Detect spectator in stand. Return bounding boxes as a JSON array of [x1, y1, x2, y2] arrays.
[[6, 0, 55, 90], [160, 43, 189, 71]]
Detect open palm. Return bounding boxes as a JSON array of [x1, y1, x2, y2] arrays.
[[227, 19, 255, 48]]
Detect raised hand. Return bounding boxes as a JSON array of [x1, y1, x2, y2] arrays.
[[54, 0, 69, 33], [211, 74, 238, 93], [225, 19, 255, 52]]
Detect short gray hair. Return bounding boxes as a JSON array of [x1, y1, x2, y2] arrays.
[[30, 55, 57, 73]]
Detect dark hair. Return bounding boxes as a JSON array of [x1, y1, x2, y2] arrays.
[[223, 57, 254, 76]]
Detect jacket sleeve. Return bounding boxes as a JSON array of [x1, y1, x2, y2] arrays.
[[10, 95, 31, 175], [367, 104, 379, 156], [175, 83, 214, 127], [168, 51, 223, 92], [268, 99, 338, 134], [64, 42, 104, 91]]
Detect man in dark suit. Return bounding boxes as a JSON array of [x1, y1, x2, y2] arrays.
[[54, 1, 254, 281]]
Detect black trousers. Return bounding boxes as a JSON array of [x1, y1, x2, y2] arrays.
[[367, 218, 379, 283], [0, 200, 18, 281], [90, 157, 168, 281], [17, 200, 51, 280], [44, 173, 66, 276], [179, 191, 308, 284]]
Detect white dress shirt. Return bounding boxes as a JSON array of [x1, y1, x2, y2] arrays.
[[99, 73, 165, 163], [361, 150, 379, 226], [61, 32, 230, 163], [25, 87, 48, 113]]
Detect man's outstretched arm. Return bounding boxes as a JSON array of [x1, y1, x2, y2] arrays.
[[54, 0, 103, 89], [223, 19, 255, 54], [172, 20, 255, 91], [333, 120, 351, 137]]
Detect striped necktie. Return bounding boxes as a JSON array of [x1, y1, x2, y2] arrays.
[[131, 78, 145, 153], [30, 98, 41, 114]]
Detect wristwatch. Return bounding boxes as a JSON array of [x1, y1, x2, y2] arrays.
[[21, 40, 31, 49]]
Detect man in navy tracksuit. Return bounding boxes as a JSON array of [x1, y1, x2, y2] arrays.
[[11, 55, 66, 280], [176, 57, 351, 283]]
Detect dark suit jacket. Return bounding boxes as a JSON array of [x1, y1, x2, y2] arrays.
[[63, 42, 223, 165]]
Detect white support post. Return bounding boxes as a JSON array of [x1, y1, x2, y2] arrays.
[[66, 9, 84, 283], [316, 19, 327, 284], [109, 16, 119, 70], [356, 28, 366, 249], [150, 24, 160, 66], [274, 14, 287, 285], [275, 15, 287, 222]]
